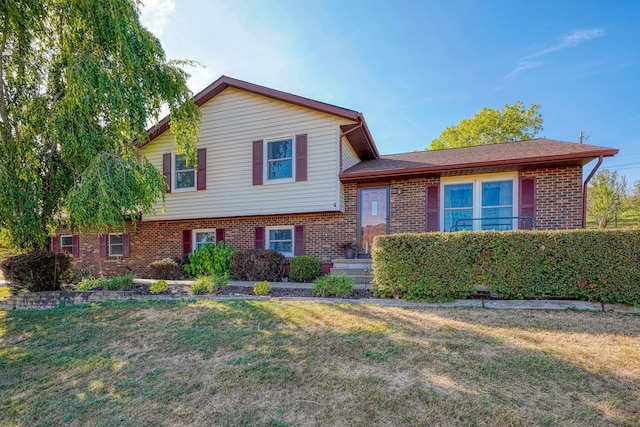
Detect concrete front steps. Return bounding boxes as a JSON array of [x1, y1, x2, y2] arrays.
[[330, 258, 373, 285]]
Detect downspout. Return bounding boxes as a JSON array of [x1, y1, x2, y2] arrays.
[[582, 155, 604, 228]]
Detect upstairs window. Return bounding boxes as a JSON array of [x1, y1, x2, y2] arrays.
[[174, 154, 195, 190], [266, 138, 293, 181]]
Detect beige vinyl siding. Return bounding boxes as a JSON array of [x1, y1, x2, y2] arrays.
[[142, 87, 357, 221], [342, 139, 360, 171]]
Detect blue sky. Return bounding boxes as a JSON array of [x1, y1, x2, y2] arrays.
[[141, 0, 640, 184]]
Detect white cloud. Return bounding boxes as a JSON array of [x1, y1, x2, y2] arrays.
[[505, 60, 543, 81], [140, 0, 176, 37], [525, 28, 606, 59], [506, 28, 605, 80]]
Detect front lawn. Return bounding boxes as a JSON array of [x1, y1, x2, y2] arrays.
[[1, 300, 638, 426]]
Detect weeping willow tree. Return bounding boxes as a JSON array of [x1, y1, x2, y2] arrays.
[[0, 0, 200, 251]]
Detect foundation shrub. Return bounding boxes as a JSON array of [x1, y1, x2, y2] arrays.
[[0, 251, 73, 293], [149, 280, 169, 294], [148, 258, 184, 280], [253, 280, 271, 295], [372, 230, 640, 305], [103, 274, 134, 291], [231, 249, 284, 281], [190, 274, 229, 295], [76, 277, 108, 291], [312, 275, 354, 298], [289, 255, 322, 282], [184, 243, 235, 278]]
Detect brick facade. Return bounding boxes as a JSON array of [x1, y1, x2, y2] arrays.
[[519, 166, 583, 230], [65, 166, 584, 277]]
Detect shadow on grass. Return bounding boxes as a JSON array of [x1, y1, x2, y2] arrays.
[[1, 299, 639, 426]]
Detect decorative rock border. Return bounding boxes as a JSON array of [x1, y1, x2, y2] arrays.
[[1, 290, 639, 314]]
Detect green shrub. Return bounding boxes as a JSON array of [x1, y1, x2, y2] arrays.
[[76, 277, 108, 291], [0, 251, 74, 293], [190, 274, 229, 295], [253, 280, 271, 295], [312, 275, 354, 298], [372, 230, 640, 305], [289, 255, 322, 282], [148, 258, 184, 280], [231, 249, 284, 281], [149, 280, 169, 294], [103, 274, 134, 291], [184, 243, 235, 278]]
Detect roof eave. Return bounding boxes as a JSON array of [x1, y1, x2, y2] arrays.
[[139, 75, 365, 148], [339, 149, 619, 182]]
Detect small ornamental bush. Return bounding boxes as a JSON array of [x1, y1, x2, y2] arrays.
[[149, 280, 169, 294], [289, 255, 322, 282], [253, 281, 271, 295], [148, 258, 184, 280], [231, 249, 284, 281], [184, 243, 235, 277], [312, 275, 355, 298], [190, 274, 229, 295], [76, 277, 108, 291], [0, 251, 74, 293], [103, 274, 135, 291]]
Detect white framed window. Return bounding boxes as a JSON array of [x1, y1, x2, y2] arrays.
[[265, 137, 294, 183], [442, 174, 518, 232], [174, 153, 196, 191], [60, 235, 73, 254], [109, 234, 123, 257], [193, 229, 217, 252], [266, 226, 294, 257]]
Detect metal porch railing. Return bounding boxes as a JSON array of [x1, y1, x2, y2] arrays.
[[450, 216, 535, 232]]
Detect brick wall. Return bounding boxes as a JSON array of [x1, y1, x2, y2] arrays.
[[71, 210, 358, 277], [65, 166, 583, 277], [519, 166, 583, 230]]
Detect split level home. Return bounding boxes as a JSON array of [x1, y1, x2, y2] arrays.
[[53, 76, 618, 277]]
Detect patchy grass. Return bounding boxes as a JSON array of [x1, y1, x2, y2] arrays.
[[587, 210, 639, 229], [1, 300, 639, 426]]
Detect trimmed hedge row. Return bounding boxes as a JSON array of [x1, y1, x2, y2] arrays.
[[372, 230, 640, 305]]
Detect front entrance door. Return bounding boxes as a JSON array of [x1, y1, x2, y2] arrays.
[[358, 187, 389, 256]]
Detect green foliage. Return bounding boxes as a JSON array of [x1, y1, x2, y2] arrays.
[[253, 281, 272, 296], [148, 258, 184, 280], [312, 275, 355, 298], [190, 275, 229, 295], [150, 280, 169, 294], [0, 251, 74, 293], [231, 250, 284, 281], [0, 0, 200, 251], [289, 255, 322, 282], [587, 169, 628, 229], [429, 102, 543, 150], [184, 243, 235, 277], [373, 230, 640, 305], [104, 274, 135, 291], [76, 275, 133, 291], [76, 277, 108, 291]]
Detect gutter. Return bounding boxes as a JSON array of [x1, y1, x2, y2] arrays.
[[582, 155, 604, 228]]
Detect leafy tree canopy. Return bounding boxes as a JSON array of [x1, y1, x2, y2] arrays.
[[0, 0, 200, 250], [587, 169, 627, 230], [429, 101, 543, 150]]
